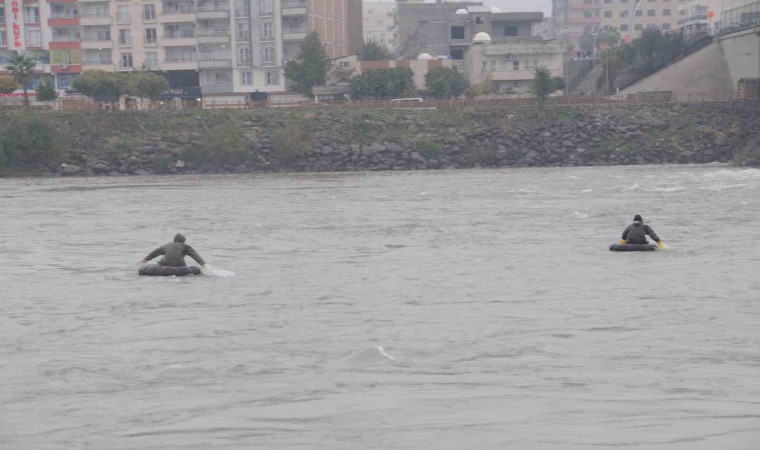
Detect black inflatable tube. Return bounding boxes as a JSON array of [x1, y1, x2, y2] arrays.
[[139, 265, 202, 276], [609, 243, 657, 252]]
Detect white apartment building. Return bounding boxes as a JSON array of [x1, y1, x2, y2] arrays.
[[363, 0, 397, 52], [677, 0, 721, 34], [1, 0, 361, 100], [463, 32, 564, 93]]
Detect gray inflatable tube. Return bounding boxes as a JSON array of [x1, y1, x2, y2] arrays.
[[139, 265, 202, 276], [609, 243, 657, 252]]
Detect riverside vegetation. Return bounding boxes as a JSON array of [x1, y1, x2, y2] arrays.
[[1, 102, 759, 177]]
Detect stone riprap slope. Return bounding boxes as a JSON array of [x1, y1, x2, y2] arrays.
[[2, 102, 759, 177]]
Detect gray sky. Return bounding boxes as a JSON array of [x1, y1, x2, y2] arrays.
[[479, 0, 552, 16]]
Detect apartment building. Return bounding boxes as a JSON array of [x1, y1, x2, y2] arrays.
[[0, 0, 362, 100], [397, 1, 545, 60], [677, 0, 721, 34], [363, 0, 398, 52], [463, 31, 564, 93], [553, 0, 678, 42]]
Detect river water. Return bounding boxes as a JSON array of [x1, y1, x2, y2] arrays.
[[1, 165, 759, 449]]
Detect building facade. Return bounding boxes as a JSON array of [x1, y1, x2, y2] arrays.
[[363, 0, 397, 52], [0, 0, 361, 100], [463, 32, 564, 93], [553, 0, 678, 42], [397, 1, 544, 60]]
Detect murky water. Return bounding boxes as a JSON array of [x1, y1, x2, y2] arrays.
[[1, 165, 759, 449]]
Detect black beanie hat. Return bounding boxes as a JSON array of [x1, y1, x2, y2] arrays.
[[633, 214, 643, 222], [174, 233, 186, 243]]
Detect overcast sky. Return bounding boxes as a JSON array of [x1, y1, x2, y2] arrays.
[[488, 0, 552, 15]]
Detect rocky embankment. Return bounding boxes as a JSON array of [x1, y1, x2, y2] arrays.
[[3, 101, 760, 177]]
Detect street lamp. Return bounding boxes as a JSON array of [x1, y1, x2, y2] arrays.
[[628, 0, 642, 43]]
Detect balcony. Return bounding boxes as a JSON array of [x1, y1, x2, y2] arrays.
[[236, 31, 251, 42], [236, 57, 252, 67], [197, 28, 230, 43], [234, 7, 249, 18], [118, 36, 132, 46], [81, 36, 113, 49], [162, 57, 198, 70], [281, 0, 306, 16], [162, 33, 196, 46], [116, 12, 131, 23], [82, 59, 114, 70], [48, 14, 79, 27], [198, 51, 232, 68], [144, 36, 159, 46], [282, 26, 307, 40], [25, 16, 41, 25], [196, 4, 229, 19], [200, 81, 233, 94], [79, 13, 112, 25], [51, 34, 80, 42], [159, 6, 195, 22]]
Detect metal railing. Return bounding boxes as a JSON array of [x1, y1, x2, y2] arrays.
[[282, 0, 307, 7], [164, 56, 198, 62], [116, 12, 131, 22], [282, 26, 307, 34], [50, 12, 79, 19], [197, 4, 229, 11], [79, 13, 111, 19], [83, 59, 113, 65], [51, 35, 80, 42], [197, 29, 230, 36], [163, 32, 196, 39], [81, 35, 112, 41], [199, 51, 231, 60], [235, 8, 250, 17], [162, 5, 195, 14], [118, 36, 133, 45]]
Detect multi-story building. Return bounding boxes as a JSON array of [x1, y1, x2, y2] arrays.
[[463, 31, 564, 93], [397, 1, 545, 60], [677, 0, 721, 35], [0, 0, 362, 101], [363, 0, 397, 52], [553, 0, 678, 42]]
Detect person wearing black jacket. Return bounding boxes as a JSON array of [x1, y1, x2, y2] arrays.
[[142, 233, 206, 267], [621, 215, 663, 246]]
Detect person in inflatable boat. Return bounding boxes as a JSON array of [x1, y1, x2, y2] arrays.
[[142, 233, 206, 267], [620, 215, 664, 249]]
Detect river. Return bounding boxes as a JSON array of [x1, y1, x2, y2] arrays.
[[1, 165, 759, 449]]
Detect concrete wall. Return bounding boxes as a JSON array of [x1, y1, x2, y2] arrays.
[[718, 25, 760, 85], [620, 41, 735, 95]]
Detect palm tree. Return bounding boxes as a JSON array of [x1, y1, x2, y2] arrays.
[[5, 54, 37, 108]]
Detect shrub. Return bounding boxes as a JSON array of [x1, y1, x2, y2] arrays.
[[414, 137, 445, 159], [182, 122, 248, 168], [0, 113, 66, 169], [272, 123, 310, 165]]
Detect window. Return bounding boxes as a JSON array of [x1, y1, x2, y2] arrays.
[[25, 6, 39, 23], [145, 52, 158, 67], [241, 71, 252, 85], [646, 23, 656, 30], [661, 23, 670, 30], [620, 24, 629, 31], [260, 0, 274, 14], [604, 11, 611, 18], [450, 26, 464, 39], [121, 53, 133, 68], [504, 25, 518, 36], [620, 11, 629, 17], [117, 5, 130, 22], [26, 29, 41, 47], [634, 24, 642, 30], [145, 28, 157, 43], [647, 9, 655, 16], [265, 70, 279, 85], [663, 9, 671, 16], [0, 33, 6, 48], [262, 46, 275, 65], [635, 9, 642, 16], [143, 4, 156, 20], [237, 47, 251, 65], [604, 0, 611, 3], [449, 48, 464, 60], [262, 20, 273, 40], [583, 11, 592, 18], [119, 29, 131, 45], [512, 60, 519, 70], [214, 71, 231, 83]]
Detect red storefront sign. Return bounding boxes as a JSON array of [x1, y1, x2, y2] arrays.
[[11, 0, 23, 48]]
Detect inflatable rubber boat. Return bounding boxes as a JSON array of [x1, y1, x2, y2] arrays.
[[609, 243, 658, 252], [139, 265, 202, 276]]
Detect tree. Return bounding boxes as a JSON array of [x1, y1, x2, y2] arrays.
[[578, 28, 621, 54], [350, 67, 415, 100], [0, 75, 18, 95], [126, 71, 168, 99], [284, 31, 330, 98], [71, 70, 127, 100], [424, 67, 467, 99], [361, 38, 392, 61], [36, 78, 57, 101], [532, 67, 564, 105], [464, 71, 499, 99], [5, 54, 37, 108]]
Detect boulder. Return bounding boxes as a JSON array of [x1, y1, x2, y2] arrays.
[[61, 164, 81, 176]]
